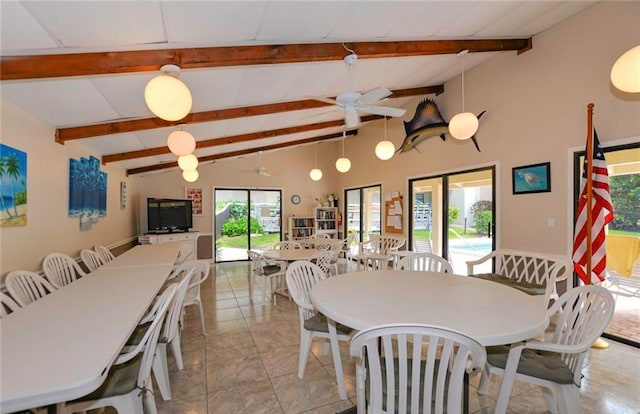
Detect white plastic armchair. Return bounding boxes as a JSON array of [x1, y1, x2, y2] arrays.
[[80, 249, 104, 272], [349, 323, 486, 414], [396, 252, 453, 273], [0, 291, 21, 317], [43, 253, 88, 288], [247, 250, 285, 305], [354, 234, 406, 270], [5, 270, 57, 307], [94, 245, 115, 263], [466, 249, 569, 304], [606, 255, 640, 298], [168, 260, 210, 335], [479, 285, 615, 414], [273, 240, 302, 250]]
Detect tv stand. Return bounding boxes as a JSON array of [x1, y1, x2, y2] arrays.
[[139, 232, 199, 262]]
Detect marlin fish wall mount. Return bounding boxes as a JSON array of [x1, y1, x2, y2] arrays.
[[397, 98, 485, 154]]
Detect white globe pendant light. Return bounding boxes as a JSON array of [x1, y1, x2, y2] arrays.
[[309, 143, 323, 181], [145, 64, 192, 121], [167, 125, 196, 156], [182, 169, 199, 183], [178, 154, 198, 171], [335, 131, 351, 173], [611, 45, 640, 93], [449, 50, 479, 140], [375, 117, 395, 160]]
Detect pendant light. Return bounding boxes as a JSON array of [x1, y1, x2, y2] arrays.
[[611, 45, 640, 93], [178, 154, 199, 171], [167, 124, 196, 156], [182, 169, 199, 183], [335, 131, 351, 173], [375, 117, 395, 160], [449, 50, 479, 140], [144, 64, 192, 121], [309, 143, 323, 181]]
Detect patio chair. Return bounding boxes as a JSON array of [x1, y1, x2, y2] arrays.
[[396, 252, 453, 273], [606, 255, 640, 299]]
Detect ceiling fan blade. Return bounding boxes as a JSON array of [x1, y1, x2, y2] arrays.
[[360, 87, 392, 104], [359, 105, 407, 117], [307, 95, 341, 106]]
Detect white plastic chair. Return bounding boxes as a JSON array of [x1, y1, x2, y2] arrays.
[[247, 250, 285, 305], [286, 261, 352, 400], [273, 240, 302, 250], [606, 255, 640, 299], [80, 249, 104, 272], [62, 284, 177, 414], [94, 245, 115, 263], [396, 252, 453, 273], [169, 260, 210, 335], [43, 253, 88, 288], [313, 250, 339, 277], [354, 234, 406, 270], [349, 323, 486, 414], [479, 285, 615, 414], [0, 292, 21, 317], [5, 270, 57, 307]]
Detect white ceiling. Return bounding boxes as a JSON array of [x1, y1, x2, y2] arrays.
[[0, 1, 595, 174]]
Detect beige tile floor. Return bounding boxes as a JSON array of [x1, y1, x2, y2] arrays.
[[148, 261, 640, 414]]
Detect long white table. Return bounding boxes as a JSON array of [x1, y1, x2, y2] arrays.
[[0, 244, 179, 413], [311, 270, 548, 347], [100, 242, 180, 268]]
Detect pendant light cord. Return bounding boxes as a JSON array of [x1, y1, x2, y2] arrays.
[[384, 116, 387, 139], [315, 143, 318, 167], [461, 54, 465, 112], [342, 131, 346, 157]]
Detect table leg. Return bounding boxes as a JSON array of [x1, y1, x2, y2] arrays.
[[463, 372, 470, 414]]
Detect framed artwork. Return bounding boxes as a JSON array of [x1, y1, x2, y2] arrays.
[[120, 181, 127, 209], [0, 143, 27, 227], [185, 186, 203, 216], [512, 162, 551, 194], [69, 156, 107, 231]]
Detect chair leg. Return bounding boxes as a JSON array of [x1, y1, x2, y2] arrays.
[[327, 319, 348, 400], [153, 343, 172, 401], [298, 330, 314, 379], [477, 364, 490, 395], [262, 276, 268, 305], [170, 332, 184, 371], [196, 300, 206, 336], [557, 384, 579, 414], [541, 387, 558, 413], [142, 382, 158, 414]]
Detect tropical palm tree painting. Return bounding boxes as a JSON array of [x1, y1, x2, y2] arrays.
[[0, 143, 27, 227], [69, 155, 107, 231]]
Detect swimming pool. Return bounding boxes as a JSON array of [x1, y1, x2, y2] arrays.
[[449, 239, 492, 252]]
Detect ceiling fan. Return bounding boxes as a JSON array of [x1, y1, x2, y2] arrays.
[[239, 151, 280, 177], [310, 53, 407, 127]]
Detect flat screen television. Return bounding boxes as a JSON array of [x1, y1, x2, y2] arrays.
[[147, 198, 193, 233]]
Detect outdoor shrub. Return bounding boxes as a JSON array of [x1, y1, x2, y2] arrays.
[[470, 200, 492, 235], [222, 217, 263, 237], [448, 207, 460, 224]]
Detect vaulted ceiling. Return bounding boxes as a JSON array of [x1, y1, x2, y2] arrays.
[[0, 1, 595, 175]]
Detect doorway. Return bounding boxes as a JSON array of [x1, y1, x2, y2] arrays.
[[214, 188, 282, 262], [409, 166, 496, 274], [344, 185, 382, 244]]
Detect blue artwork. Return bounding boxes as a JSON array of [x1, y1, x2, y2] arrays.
[[69, 155, 107, 231], [512, 162, 551, 194], [0, 143, 27, 227]]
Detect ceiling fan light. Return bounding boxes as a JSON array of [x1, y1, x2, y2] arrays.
[[449, 112, 479, 140], [335, 157, 351, 173], [178, 154, 199, 171], [375, 140, 395, 160], [309, 168, 323, 181], [611, 45, 640, 93], [182, 169, 199, 183], [167, 130, 196, 156], [144, 65, 192, 121]]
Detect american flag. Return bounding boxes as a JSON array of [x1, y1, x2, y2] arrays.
[[572, 130, 614, 284]]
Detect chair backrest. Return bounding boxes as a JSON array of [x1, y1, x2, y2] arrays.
[[184, 260, 210, 305], [313, 250, 337, 277], [5, 270, 57, 307], [546, 285, 615, 385], [94, 245, 115, 263], [0, 292, 21, 318], [42, 253, 87, 288], [162, 268, 195, 344], [286, 261, 326, 322], [413, 239, 433, 253], [377, 235, 406, 255], [274, 241, 302, 250], [349, 324, 486, 414], [80, 249, 104, 272], [397, 252, 453, 273], [247, 249, 267, 273]]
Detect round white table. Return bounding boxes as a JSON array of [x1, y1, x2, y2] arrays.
[[262, 248, 322, 262], [311, 270, 549, 347]]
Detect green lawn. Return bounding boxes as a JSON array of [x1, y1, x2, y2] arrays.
[[217, 233, 280, 248], [414, 227, 483, 240]]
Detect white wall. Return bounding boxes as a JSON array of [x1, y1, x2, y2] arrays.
[[0, 101, 140, 274]]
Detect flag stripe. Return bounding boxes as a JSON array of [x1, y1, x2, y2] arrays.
[[571, 129, 614, 285]]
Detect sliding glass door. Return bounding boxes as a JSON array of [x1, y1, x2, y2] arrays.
[[345, 185, 381, 243], [214, 188, 282, 262], [409, 166, 495, 274]]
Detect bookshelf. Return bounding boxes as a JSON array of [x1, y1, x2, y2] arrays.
[[288, 216, 315, 240], [314, 207, 338, 238]]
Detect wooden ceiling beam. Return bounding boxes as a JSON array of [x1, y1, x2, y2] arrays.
[[2, 39, 531, 81], [103, 115, 379, 164], [126, 130, 358, 175], [56, 85, 442, 143]]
